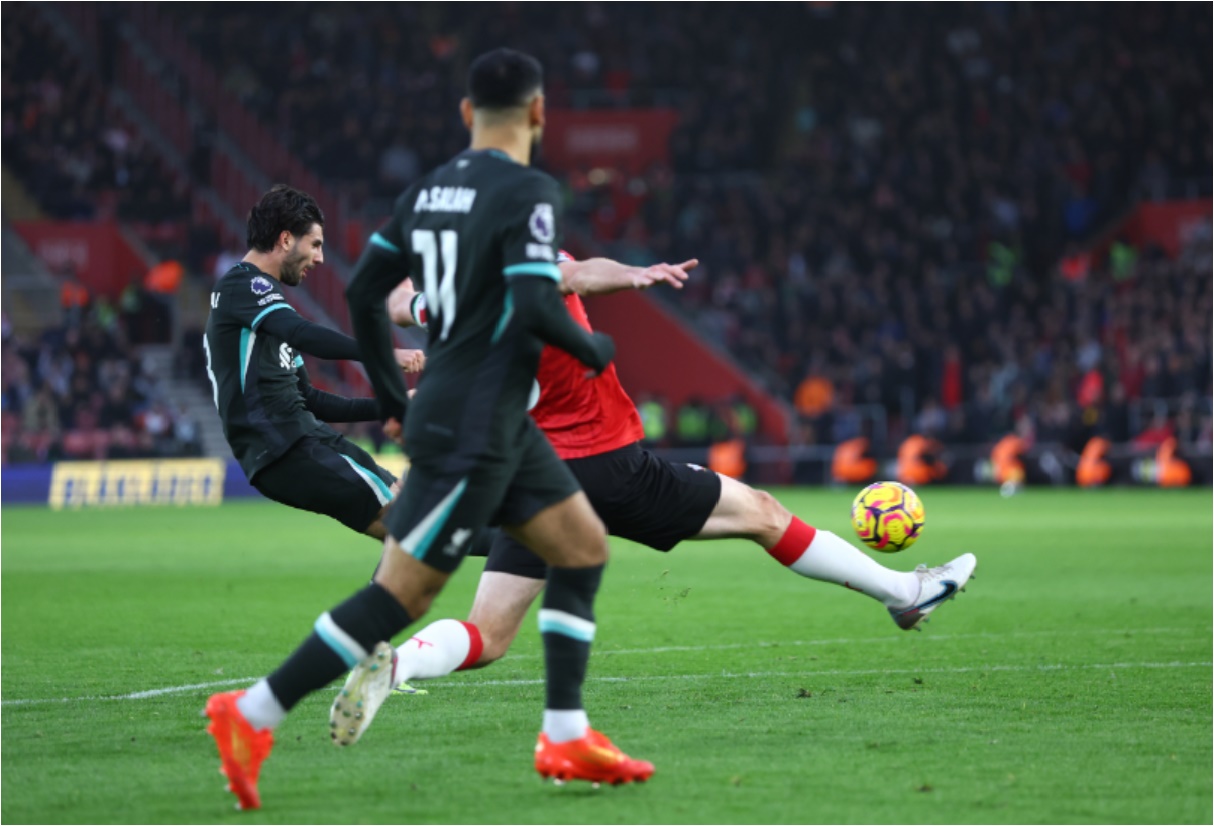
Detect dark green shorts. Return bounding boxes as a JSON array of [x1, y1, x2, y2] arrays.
[[385, 418, 580, 573], [253, 428, 397, 534]]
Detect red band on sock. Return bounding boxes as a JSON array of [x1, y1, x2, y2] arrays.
[[766, 517, 817, 567], [456, 621, 484, 671]]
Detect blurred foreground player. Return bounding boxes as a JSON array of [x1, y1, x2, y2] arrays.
[[374, 252, 977, 693], [203, 49, 651, 810], [204, 185, 424, 541]]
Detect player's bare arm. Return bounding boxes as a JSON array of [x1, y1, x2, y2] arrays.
[[390, 259, 696, 330], [558, 257, 697, 296]]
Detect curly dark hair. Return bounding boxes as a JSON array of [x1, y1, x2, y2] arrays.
[[246, 185, 324, 252]]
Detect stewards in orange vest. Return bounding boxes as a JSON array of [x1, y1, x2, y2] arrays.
[[707, 438, 746, 480], [1155, 437, 1191, 487], [896, 434, 947, 486], [144, 260, 184, 294], [1075, 437, 1111, 487], [832, 437, 877, 484], [990, 434, 1026, 486]]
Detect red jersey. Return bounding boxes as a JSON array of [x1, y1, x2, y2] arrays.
[[529, 265, 645, 459], [411, 253, 645, 459]]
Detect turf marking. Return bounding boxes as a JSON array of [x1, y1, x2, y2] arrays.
[[1, 677, 255, 707], [444, 660, 1213, 688], [517, 626, 1212, 659], [3, 658, 1209, 707]]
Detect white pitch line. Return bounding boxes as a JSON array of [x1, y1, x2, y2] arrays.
[[3, 660, 1210, 708], [431, 660, 1213, 688], [505, 626, 1213, 659], [1, 677, 256, 707]]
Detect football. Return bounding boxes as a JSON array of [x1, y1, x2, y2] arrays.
[[850, 481, 925, 552]]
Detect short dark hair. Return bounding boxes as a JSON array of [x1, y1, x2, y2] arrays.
[[467, 48, 543, 110], [246, 185, 324, 252]]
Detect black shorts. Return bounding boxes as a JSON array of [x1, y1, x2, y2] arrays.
[[385, 418, 580, 574], [252, 428, 397, 533], [483, 442, 722, 580]]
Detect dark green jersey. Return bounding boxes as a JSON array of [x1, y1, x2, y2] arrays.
[[203, 263, 330, 478], [356, 149, 566, 463]]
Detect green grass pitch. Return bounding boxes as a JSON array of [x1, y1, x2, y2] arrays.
[[2, 487, 1211, 824]]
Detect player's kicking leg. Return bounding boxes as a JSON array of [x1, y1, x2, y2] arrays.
[[506, 490, 652, 786], [697, 473, 976, 630], [388, 449, 979, 697]]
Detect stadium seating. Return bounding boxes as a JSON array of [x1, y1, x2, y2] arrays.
[[1, 316, 203, 465], [2, 3, 1210, 461]]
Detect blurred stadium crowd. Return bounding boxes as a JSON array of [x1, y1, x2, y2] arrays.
[[2, 2, 1210, 466], [2, 311, 203, 463]]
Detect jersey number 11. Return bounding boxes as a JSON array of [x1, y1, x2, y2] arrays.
[[412, 229, 458, 341]]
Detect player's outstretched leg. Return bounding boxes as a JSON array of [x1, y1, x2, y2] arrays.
[[697, 475, 976, 628], [511, 492, 653, 786]]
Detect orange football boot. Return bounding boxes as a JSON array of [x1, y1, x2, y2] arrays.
[[535, 729, 654, 786], [205, 691, 274, 810]]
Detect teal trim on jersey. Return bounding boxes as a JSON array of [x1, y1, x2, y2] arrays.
[[250, 302, 293, 329], [341, 455, 392, 506], [538, 616, 597, 643], [401, 477, 469, 561], [239, 328, 255, 393], [503, 262, 561, 281], [370, 232, 402, 255], [485, 148, 516, 164], [294, 355, 304, 368], [490, 291, 515, 344], [313, 616, 360, 668]]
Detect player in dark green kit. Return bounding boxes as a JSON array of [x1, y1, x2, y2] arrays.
[[205, 185, 424, 539], [204, 50, 652, 811]]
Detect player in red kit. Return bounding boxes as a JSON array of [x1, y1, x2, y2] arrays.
[[363, 252, 976, 695]]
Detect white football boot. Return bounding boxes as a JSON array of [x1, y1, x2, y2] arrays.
[[888, 552, 977, 631], [330, 642, 397, 747]]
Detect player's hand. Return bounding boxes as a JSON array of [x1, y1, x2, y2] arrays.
[[582, 331, 616, 378], [383, 417, 403, 445], [632, 258, 697, 291], [394, 348, 425, 373]]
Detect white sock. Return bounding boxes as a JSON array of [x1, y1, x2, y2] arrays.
[[393, 619, 480, 685], [236, 679, 286, 731], [543, 709, 590, 744], [770, 520, 919, 608]]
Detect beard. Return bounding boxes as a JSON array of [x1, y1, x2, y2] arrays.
[[280, 254, 307, 286]]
